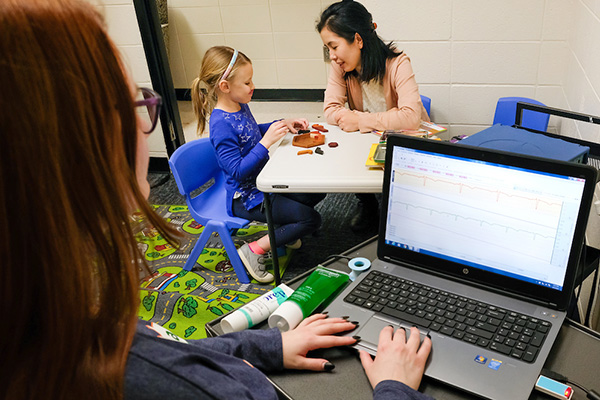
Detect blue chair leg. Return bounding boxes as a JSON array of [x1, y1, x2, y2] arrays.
[[214, 223, 251, 284], [183, 220, 250, 283], [181, 224, 214, 272]]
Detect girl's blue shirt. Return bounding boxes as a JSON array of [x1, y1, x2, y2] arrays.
[[209, 103, 274, 214]]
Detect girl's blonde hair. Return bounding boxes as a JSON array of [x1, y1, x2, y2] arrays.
[[191, 46, 251, 135]]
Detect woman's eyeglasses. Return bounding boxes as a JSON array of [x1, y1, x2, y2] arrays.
[[134, 87, 162, 134]]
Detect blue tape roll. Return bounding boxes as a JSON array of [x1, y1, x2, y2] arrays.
[[348, 257, 371, 281]]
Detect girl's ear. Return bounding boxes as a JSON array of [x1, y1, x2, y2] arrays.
[[355, 33, 363, 49], [218, 79, 230, 93]]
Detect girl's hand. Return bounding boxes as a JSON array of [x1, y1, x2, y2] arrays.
[[281, 314, 358, 371], [260, 120, 289, 149], [359, 326, 431, 391], [283, 118, 308, 134]]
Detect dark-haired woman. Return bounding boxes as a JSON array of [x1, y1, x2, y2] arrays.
[[317, 0, 430, 231]]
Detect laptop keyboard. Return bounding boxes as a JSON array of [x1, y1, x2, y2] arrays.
[[344, 270, 552, 363]]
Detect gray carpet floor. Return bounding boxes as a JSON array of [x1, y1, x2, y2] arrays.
[[147, 173, 378, 280]]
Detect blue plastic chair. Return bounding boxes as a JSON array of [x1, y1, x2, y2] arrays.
[[493, 97, 550, 132], [420, 95, 431, 117], [169, 138, 251, 283]]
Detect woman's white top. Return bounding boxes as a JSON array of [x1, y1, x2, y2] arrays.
[[361, 79, 387, 113]]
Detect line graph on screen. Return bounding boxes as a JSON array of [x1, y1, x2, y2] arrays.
[[388, 170, 563, 266]]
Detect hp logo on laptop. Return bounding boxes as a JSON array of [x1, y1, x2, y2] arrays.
[[463, 268, 469, 275]]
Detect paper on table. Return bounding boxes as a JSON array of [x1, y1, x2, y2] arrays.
[[365, 143, 383, 169]]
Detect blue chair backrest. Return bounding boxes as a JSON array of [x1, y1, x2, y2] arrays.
[[421, 95, 431, 117], [493, 97, 550, 132], [168, 138, 224, 202]]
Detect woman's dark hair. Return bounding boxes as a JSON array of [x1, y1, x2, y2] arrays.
[[317, 0, 401, 83]]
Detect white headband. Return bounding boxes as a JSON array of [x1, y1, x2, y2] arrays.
[[220, 49, 239, 81]]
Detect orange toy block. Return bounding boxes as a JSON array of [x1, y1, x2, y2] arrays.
[[312, 124, 328, 132]]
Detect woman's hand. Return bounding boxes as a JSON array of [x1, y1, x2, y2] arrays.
[[283, 118, 308, 133], [260, 120, 289, 149], [281, 313, 358, 371], [359, 326, 431, 391], [336, 110, 360, 132]]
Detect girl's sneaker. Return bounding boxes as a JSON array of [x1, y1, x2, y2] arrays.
[[237, 243, 274, 283]]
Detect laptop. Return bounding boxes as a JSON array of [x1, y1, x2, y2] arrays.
[[324, 135, 597, 399]]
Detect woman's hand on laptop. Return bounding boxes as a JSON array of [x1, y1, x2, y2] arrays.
[[281, 313, 358, 371], [359, 326, 432, 390]]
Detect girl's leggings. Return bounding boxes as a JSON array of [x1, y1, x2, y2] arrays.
[[232, 193, 326, 247]]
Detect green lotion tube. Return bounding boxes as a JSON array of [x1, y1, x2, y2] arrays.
[[268, 267, 349, 331]]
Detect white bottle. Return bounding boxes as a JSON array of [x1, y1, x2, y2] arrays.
[[221, 283, 294, 333]]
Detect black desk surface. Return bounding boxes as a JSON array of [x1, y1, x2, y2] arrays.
[[207, 237, 600, 400]]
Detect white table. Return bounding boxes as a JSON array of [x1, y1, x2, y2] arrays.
[[257, 123, 383, 193], [256, 123, 383, 284]]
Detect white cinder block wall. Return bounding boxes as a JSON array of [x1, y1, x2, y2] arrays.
[[167, 0, 600, 140], [85, 0, 169, 157], [562, 0, 600, 143], [90, 0, 600, 150]]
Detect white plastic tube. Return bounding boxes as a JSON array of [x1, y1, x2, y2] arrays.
[[220, 283, 294, 333]]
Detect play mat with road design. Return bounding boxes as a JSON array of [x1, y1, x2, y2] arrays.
[[135, 205, 290, 340]]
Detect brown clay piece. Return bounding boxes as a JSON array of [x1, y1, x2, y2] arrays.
[[312, 124, 329, 132], [293, 133, 325, 148]]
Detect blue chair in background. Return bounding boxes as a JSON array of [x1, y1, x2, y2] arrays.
[[420, 95, 431, 117], [169, 138, 251, 284], [493, 97, 550, 132]]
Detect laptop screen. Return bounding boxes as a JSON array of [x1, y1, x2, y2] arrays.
[[380, 136, 596, 305]]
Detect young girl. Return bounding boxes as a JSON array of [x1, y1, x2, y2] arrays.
[[191, 46, 326, 283], [317, 0, 430, 232]]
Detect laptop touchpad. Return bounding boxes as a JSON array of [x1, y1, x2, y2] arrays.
[[357, 315, 427, 354]]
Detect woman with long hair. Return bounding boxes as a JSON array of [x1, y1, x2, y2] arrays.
[[317, 0, 431, 232], [0, 0, 179, 397]]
